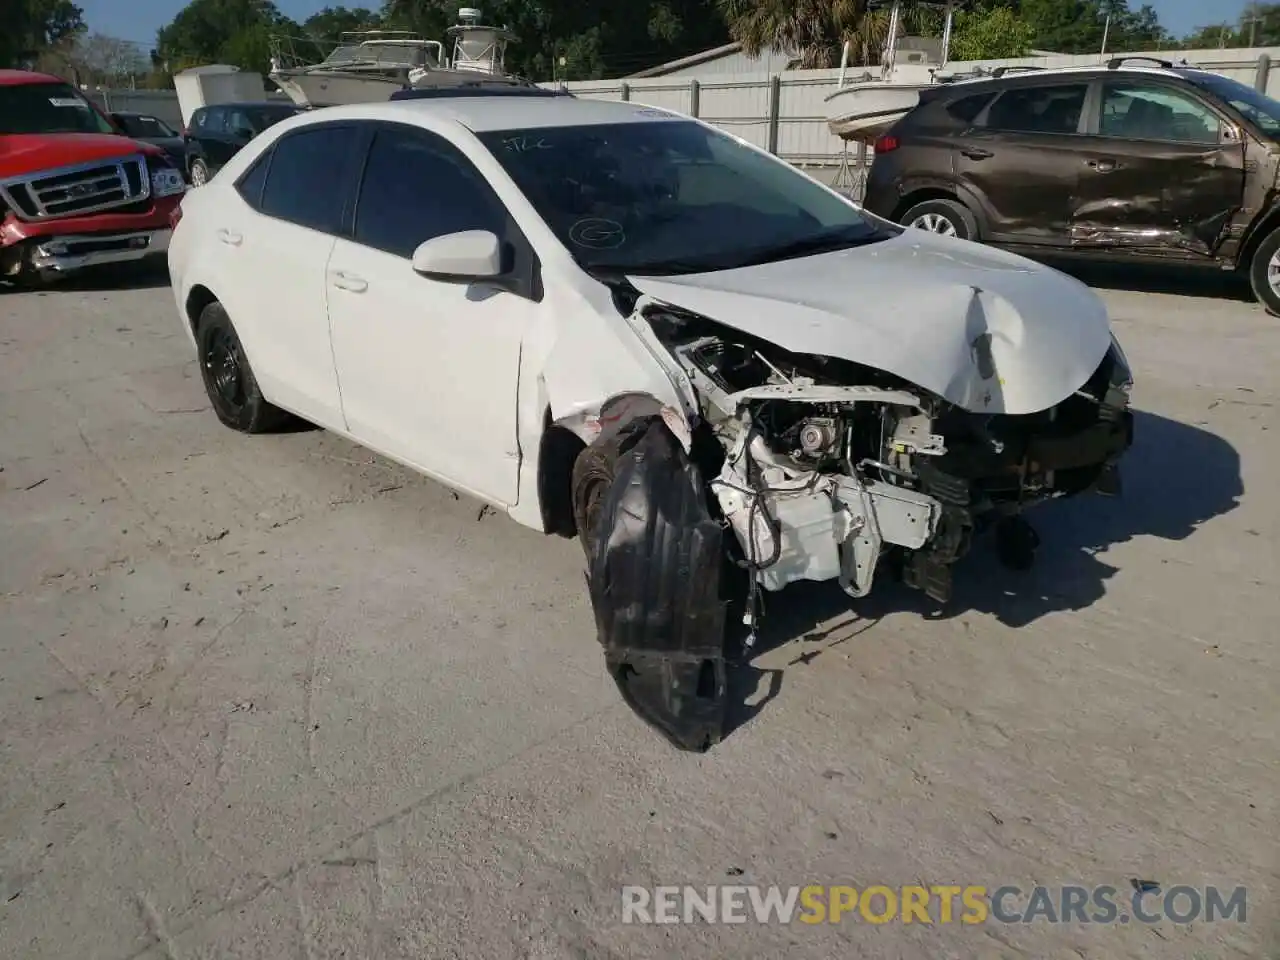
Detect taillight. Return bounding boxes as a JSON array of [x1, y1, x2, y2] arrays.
[[169, 202, 183, 229], [874, 134, 900, 152]]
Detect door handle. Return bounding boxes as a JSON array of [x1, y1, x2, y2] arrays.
[[962, 148, 994, 160], [329, 270, 368, 293], [216, 228, 242, 246], [1085, 159, 1121, 172]]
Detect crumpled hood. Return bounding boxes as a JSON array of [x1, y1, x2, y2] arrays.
[[627, 231, 1113, 415], [0, 134, 154, 180]]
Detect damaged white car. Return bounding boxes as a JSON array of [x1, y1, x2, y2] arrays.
[[168, 90, 1134, 752]]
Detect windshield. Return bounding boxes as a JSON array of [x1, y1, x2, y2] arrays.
[[0, 82, 117, 135], [475, 119, 890, 275], [116, 114, 176, 138], [1188, 71, 1280, 136]]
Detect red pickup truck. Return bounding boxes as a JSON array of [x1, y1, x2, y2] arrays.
[[1, 69, 186, 287]]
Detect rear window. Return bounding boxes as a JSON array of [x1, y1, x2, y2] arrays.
[[946, 92, 996, 124], [245, 106, 300, 132], [258, 125, 361, 233], [0, 81, 116, 136], [116, 114, 176, 138], [986, 84, 1088, 135]]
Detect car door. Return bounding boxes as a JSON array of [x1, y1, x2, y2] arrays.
[[1069, 78, 1247, 255], [209, 123, 365, 428], [326, 122, 535, 506], [954, 80, 1091, 246]]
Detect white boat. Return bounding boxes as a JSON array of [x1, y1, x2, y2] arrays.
[[825, 0, 973, 144], [269, 8, 526, 108]]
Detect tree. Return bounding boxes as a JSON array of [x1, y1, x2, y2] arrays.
[[715, 0, 1035, 68], [304, 5, 385, 38], [67, 32, 149, 85], [950, 5, 1035, 60], [381, 0, 728, 81], [715, 0, 862, 68], [155, 0, 300, 73], [0, 0, 84, 69]]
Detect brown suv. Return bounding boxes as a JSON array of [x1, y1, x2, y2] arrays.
[[862, 57, 1280, 312]]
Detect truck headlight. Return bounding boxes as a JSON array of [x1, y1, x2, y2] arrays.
[[147, 156, 186, 198]]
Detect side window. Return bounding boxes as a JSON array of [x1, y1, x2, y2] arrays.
[[236, 149, 272, 208], [945, 93, 995, 125], [986, 84, 1088, 135], [227, 109, 250, 136], [353, 126, 505, 258], [204, 108, 227, 134], [1100, 83, 1221, 143], [259, 125, 361, 233], [189, 109, 206, 131]]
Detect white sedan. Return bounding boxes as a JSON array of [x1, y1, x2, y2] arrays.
[[168, 90, 1134, 751]]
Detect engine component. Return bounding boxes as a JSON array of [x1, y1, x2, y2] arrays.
[[797, 418, 838, 457]]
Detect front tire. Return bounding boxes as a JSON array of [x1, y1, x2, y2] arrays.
[[901, 198, 978, 241], [189, 158, 210, 187], [196, 303, 292, 433], [1248, 227, 1280, 316]]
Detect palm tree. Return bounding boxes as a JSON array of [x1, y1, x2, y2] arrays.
[[716, 0, 941, 69]]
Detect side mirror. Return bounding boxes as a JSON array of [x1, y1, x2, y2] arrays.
[[1221, 124, 1242, 144], [411, 230, 503, 280]]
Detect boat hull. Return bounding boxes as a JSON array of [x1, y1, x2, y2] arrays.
[[824, 82, 930, 144], [270, 70, 405, 107]]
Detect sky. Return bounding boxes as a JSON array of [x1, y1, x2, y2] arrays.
[[86, 0, 1250, 55]]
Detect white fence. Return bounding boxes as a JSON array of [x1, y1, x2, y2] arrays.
[[547, 46, 1280, 194]]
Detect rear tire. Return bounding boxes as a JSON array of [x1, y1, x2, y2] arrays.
[[1248, 226, 1280, 316], [195, 303, 292, 433], [901, 198, 978, 241]]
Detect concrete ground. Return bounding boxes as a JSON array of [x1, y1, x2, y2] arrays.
[[0, 263, 1276, 960]]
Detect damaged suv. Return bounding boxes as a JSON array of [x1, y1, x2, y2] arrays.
[[168, 90, 1134, 751]]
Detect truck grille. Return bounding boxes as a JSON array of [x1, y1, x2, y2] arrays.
[[0, 155, 151, 221]]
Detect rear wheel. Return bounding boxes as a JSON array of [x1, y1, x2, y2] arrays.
[[1248, 226, 1280, 316], [196, 303, 292, 433], [901, 198, 978, 241]]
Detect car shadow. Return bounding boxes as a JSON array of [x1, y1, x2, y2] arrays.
[[1040, 258, 1255, 304], [722, 410, 1242, 740], [1, 260, 174, 294]]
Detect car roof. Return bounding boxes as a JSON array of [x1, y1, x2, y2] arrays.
[[940, 61, 1211, 92], [206, 101, 301, 110], [0, 69, 68, 86], [298, 95, 685, 133]]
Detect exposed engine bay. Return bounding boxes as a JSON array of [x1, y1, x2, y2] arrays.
[[644, 303, 1135, 632], [579, 292, 1134, 753]]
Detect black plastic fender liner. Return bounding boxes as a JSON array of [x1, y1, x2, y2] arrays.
[[586, 415, 728, 752]]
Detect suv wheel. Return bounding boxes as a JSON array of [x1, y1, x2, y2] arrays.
[[901, 198, 977, 241], [1248, 227, 1280, 316], [189, 158, 210, 187]]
